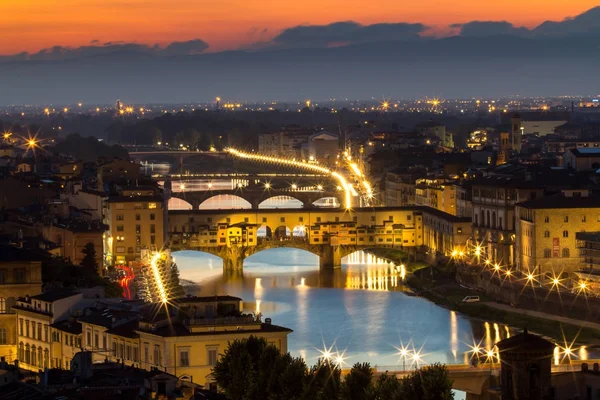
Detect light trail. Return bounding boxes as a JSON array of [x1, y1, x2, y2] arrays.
[[150, 251, 169, 304], [227, 148, 353, 209]]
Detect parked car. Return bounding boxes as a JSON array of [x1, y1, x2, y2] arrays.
[[462, 296, 480, 303]]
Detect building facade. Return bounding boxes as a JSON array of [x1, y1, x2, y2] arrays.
[[0, 247, 43, 363], [13, 291, 84, 371], [104, 190, 167, 266], [515, 193, 600, 277]]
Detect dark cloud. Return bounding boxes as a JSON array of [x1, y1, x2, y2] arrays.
[[160, 39, 209, 56], [533, 6, 600, 36], [451, 21, 531, 37], [269, 21, 426, 48], [1, 39, 209, 62]]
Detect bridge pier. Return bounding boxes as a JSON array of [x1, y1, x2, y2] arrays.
[[221, 246, 246, 273], [319, 246, 342, 269]]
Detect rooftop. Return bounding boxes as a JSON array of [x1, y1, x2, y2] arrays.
[[51, 319, 82, 335], [568, 148, 600, 157], [30, 290, 80, 303], [173, 295, 242, 304], [517, 194, 600, 210], [138, 322, 292, 338], [496, 329, 555, 352]]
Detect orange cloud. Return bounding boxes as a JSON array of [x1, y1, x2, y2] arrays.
[[0, 0, 597, 54]]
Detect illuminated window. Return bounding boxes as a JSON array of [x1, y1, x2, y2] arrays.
[[544, 231, 550, 238], [563, 230, 568, 238], [543, 249, 551, 258], [148, 203, 157, 209]]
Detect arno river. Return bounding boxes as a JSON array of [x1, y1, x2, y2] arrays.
[[175, 248, 519, 369]]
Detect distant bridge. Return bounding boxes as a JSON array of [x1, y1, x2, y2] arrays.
[[170, 187, 342, 209]]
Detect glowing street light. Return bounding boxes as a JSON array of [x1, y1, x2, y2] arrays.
[[150, 251, 169, 304], [317, 184, 323, 191], [264, 182, 271, 189], [291, 183, 298, 190]]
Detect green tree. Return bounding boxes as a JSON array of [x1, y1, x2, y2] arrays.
[[81, 242, 99, 276], [303, 359, 341, 400], [169, 261, 185, 298], [366, 364, 453, 400], [342, 362, 373, 400]]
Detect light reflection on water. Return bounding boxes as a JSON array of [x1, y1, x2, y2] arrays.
[[176, 248, 516, 371]]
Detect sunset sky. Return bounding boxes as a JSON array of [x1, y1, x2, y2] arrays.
[[1, 0, 598, 55]]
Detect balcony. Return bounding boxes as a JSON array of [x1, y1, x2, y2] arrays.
[[184, 316, 262, 333]]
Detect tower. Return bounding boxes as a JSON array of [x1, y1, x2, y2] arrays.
[[496, 329, 553, 400], [511, 113, 522, 153]]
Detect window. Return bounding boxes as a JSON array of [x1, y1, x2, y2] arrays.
[[37, 323, 41, 340], [180, 347, 190, 367], [0, 298, 5, 314], [389, 216, 394, 221], [102, 334, 106, 349], [299, 217, 304, 223], [564, 216, 569, 223], [544, 231, 550, 238], [133, 346, 139, 362], [144, 343, 149, 364], [116, 214, 124, 221], [136, 225, 141, 234], [0, 269, 6, 284], [457, 228, 463, 234], [117, 225, 124, 232], [150, 213, 156, 221], [563, 230, 569, 238], [135, 214, 141, 221], [0, 327, 7, 344], [148, 203, 157, 209], [31, 346, 36, 366], [544, 248, 551, 258], [335, 217, 340, 222], [371, 216, 376, 222], [562, 248, 570, 258], [280, 217, 285, 223], [13, 268, 25, 283], [207, 346, 218, 366], [544, 216, 549, 223], [86, 330, 91, 346], [262, 217, 267, 223], [582, 215, 587, 223], [244, 217, 249, 223], [316, 217, 321, 222], [94, 333, 99, 348], [150, 235, 156, 245], [150, 224, 156, 234], [154, 345, 161, 365], [25, 321, 29, 337], [126, 345, 131, 360]]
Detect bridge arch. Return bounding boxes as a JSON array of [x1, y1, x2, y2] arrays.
[[256, 224, 273, 238], [198, 194, 252, 210], [274, 225, 292, 239], [292, 224, 307, 238], [258, 195, 304, 209], [168, 197, 193, 210]]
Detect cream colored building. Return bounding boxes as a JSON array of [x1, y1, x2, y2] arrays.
[[415, 178, 457, 216], [104, 190, 167, 266], [0, 247, 43, 364], [515, 192, 600, 277], [13, 291, 84, 371], [43, 296, 292, 391]]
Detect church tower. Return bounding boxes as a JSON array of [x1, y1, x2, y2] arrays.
[[511, 113, 522, 153]]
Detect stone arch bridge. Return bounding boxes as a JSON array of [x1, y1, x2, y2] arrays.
[[170, 188, 342, 209], [169, 236, 409, 272]]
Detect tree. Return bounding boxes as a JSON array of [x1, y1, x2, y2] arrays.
[[342, 362, 373, 400], [169, 261, 185, 298], [81, 242, 99, 276], [365, 364, 453, 400], [303, 359, 342, 400]]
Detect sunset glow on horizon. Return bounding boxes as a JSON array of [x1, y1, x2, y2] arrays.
[[1, 0, 597, 55]]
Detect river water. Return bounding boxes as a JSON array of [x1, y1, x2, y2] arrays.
[[174, 249, 522, 371]]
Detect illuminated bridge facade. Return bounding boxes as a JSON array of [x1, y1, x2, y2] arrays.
[[168, 207, 425, 271]]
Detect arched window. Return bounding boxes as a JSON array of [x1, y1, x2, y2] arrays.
[[562, 248, 570, 258], [544, 249, 551, 258], [487, 210, 491, 228], [0, 298, 5, 314], [544, 231, 550, 238], [31, 345, 36, 367], [0, 327, 7, 344], [25, 344, 30, 364], [43, 349, 49, 369], [19, 342, 24, 360], [492, 212, 496, 229], [563, 230, 569, 238], [38, 347, 43, 368]]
